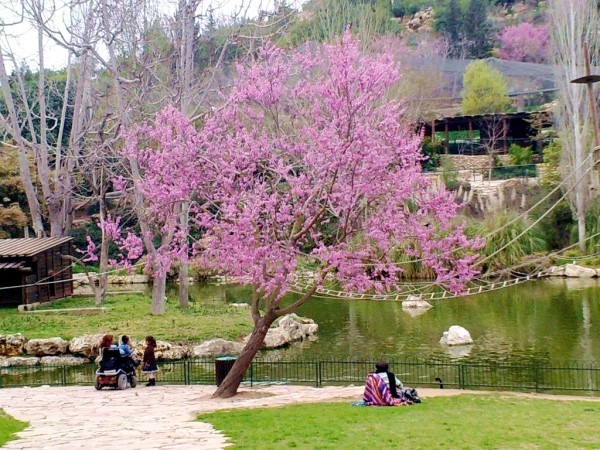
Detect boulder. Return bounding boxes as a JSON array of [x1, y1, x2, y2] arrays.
[[192, 339, 244, 357], [40, 356, 88, 365], [131, 340, 189, 360], [243, 314, 319, 349], [564, 264, 597, 278], [0, 356, 39, 367], [24, 337, 69, 356], [402, 296, 433, 310], [69, 333, 105, 358], [0, 333, 26, 356], [440, 325, 474, 346]]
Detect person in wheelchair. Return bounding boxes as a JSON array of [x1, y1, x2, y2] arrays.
[[95, 336, 138, 390], [118, 335, 140, 373]]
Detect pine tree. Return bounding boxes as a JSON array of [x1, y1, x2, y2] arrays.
[[463, 0, 492, 58]]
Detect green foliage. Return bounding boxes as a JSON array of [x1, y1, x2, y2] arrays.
[[198, 396, 600, 449], [0, 293, 254, 342], [461, 60, 511, 115], [463, 0, 493, 58], [508, 143, 533, 165], [391, 0, 431, 18], [420, 137, 442, 171], [440, 157, 459, 190], [0, 410, 27, 447], [434, 0, 464, 56], [283, 0, 402, 47], [467, 210, 547, 270], [0, 146, 29, 237], [541, 140, 562, 189], [570, 201, 600, 254]]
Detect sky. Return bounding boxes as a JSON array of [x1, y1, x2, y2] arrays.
[[0, 0, 294, 71]]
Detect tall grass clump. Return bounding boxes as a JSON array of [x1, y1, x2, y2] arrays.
[[467, 210, 547, 271]]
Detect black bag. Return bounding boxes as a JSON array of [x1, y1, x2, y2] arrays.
[[402, 388, 421, 403]]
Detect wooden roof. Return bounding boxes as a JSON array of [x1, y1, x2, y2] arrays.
[[0, 237, 73, 258]]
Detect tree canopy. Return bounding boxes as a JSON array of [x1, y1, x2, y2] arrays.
[[461, 60, 511, 115]]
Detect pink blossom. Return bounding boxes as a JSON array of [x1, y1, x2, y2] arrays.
[[498, 22, 549, 63]]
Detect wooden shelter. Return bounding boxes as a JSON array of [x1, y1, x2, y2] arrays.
[[0, 237, 74, 306], [421, 111, 553, 155]]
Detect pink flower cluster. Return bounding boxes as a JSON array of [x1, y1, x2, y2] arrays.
[[498, 22, 549, 64], [110, 31, 483, 299]]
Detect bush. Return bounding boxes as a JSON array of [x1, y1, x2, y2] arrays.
[[466, 211, 548, 271], [421, 137, 442, 171], [508, 143, 532, 165]]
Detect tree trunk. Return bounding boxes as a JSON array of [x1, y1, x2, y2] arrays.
[[179, 262, 190, 308], [151, 275, 167, 315], [577, 212, 587, 253], [212, 314, 275, 398]]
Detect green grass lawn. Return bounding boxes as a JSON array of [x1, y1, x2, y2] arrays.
[[0, 410, 27, 447], [198, 395, 600, 449], [0, 294, 253, 342]]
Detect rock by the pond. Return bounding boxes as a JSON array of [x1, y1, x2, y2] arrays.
[[192, 339, 244, 357], [0, 333, 26, 356], [24, 337, 69, 356], [0, 356, 39, 367], [40, 356, 88, 365], [564, 264, 598, 278], [244, 314, 319, 349], [402, 296, 433, 310], [131, 340, 189, 360], [440, 325, 473, 346], [69, 333, 105, 358]]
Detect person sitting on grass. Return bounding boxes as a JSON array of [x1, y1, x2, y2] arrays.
[[363, 362, 412, 406], [374, 361, 404, 399]]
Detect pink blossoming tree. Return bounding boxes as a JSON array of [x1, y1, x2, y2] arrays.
[[118, 32, 483, 397], [497, 22, 550, 63]]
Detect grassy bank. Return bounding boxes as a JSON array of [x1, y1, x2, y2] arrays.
[[198, 395, 600, 449], [0, 294, 254, 343], [0, 410, 28, 447]]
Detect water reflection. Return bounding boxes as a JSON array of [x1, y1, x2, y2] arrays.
[[164, 279, 599, 366]]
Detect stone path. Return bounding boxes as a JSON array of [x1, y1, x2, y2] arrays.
[[1, 384, 598, 449]]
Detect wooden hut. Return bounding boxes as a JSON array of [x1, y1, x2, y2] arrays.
[[0, 237, 74, 306]]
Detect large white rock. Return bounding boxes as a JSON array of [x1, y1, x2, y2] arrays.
[[25, 337, 69, 356], [69, 333, 105, 358], [0, 356, 39, 367], [402, 295, 433, 315], [564, 264, 597, 278], [440, 325, 474, 346], [243, 314, 319, 349], [40, 356, 88, 365], [131, 340, 189, 360], [0, 333, 26, 356], [192, 339, 244, 357]]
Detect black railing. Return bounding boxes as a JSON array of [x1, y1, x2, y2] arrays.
[[1, 358, 598, 395]]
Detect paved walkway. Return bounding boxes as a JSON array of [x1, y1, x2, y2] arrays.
[[1, 384, 598, 449]]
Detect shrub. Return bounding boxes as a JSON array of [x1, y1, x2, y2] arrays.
[[508, 143, 533, 165], [497, 22, 549, 63]]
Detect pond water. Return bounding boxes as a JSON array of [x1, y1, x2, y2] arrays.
[[169, 278, 600, 366]]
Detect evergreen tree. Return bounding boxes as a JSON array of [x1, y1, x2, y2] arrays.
[[463, 0, 492, 58]]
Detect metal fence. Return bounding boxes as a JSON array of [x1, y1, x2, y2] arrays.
[[1, 358, 598, 396]]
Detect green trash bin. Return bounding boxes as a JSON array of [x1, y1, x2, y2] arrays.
[[215, 356, 236, 386]]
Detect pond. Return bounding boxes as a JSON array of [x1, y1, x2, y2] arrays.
[[170, 278, 600, 366]]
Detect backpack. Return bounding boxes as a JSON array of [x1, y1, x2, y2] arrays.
[[402, 388, 421, 403]]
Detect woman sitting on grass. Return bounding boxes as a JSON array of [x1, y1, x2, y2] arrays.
[[363, 362, 412, 406]]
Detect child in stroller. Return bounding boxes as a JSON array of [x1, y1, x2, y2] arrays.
[[95, 341, 138, 390]]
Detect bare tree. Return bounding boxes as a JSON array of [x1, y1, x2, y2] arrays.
[[0, 0, 98, 237], [549, 0, 600, 252]]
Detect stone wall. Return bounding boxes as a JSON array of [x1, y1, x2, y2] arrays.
[[440, 154, 513, 171]]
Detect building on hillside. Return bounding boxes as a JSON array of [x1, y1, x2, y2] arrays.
[[421, 111, 554, 156], [0, 237, 74, 306]]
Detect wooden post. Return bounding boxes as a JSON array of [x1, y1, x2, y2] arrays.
[[502, 117, 508, 153], [444, 121, 449, 154]]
